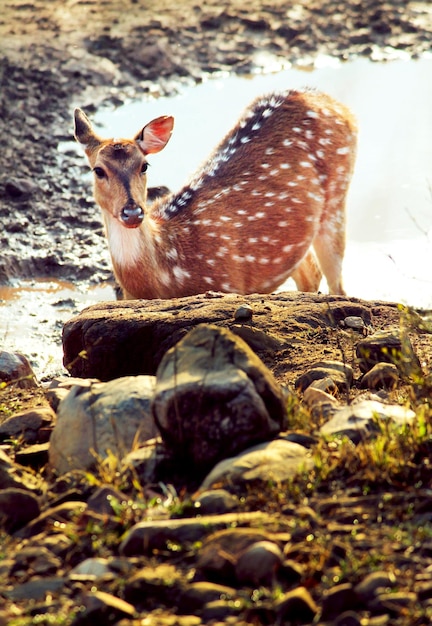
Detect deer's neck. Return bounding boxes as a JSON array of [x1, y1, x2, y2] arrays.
[[103, 210, 171, 297]]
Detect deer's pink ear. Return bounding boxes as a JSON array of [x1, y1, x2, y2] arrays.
[[135, 115, 174, 154]]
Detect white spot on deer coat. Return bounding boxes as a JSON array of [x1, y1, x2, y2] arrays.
[[166, 248, 178, 261], [173, 266, 191, 284]]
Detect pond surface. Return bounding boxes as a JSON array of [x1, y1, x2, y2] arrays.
[[2, 55, 432, 379]]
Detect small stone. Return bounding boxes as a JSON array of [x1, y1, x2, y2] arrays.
[[13, 443, 50, 469], [321, 583, 358, 619], [276, 586, 318, 623], [200, 439, 312, 489], [80, 590, 135, 622], [303, 385, 339, 419], [296, 360, 353, 393], [0, 407, 55, 444], [197, 527, 275, 581], [46, 375, 99, 411], [310, 376, 339, 395], [360, 362, 399, 390], [194, 489, 240, 515], [234, 304, 253, 321], [235, 540, 283, 586], [69, 558, 111, 580], [342, 316, 367, 331], [320, 400, 415, 443], [4, 578, 65, 601], [370, 591, 417, 614], [0, 351, 38, 389], [49, 375, 157, 474], [0, 448, 43, 492], [354, 570, 396, 602], [356, 328, 421, 377], [303, 387, 339, 407], [0, 488, 40, 533], [4, 177, 40, 199], [179, 581, 237, 613]]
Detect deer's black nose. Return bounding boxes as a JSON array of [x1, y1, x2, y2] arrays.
[[121, 204, 144, 227]]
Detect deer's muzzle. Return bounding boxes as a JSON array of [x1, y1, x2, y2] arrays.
[[120, 204, 144, 228]]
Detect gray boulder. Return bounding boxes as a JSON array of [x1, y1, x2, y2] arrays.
[[49, 376, 157, 474], [320, 399, 416, 443], [200, 438, 312, 490], [152, 324, 286, 470]]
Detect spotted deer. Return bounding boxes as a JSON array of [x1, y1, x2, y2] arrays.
[[74, 88, 357, 300]]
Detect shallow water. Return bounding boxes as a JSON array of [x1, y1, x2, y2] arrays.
[[2, 55, 432, 379], [0, 280, 115, 379]]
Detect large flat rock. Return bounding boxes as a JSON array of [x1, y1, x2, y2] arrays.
[[62, 292, 401, 382]]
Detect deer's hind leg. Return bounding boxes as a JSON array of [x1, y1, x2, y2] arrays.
[[291, 249, 323, 292], [313, 195, 347, 296]]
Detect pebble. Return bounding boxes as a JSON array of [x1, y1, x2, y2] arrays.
[[4, 177, 40, 199], [360, 362, 399, 390], [356, 328, 421, 376], [320, 399, 416, 443], [275, 586, 318, 623], [79, 590, 135, 622], [354, 570, 396, 602], [0, 407, 55, 445], [179, 581, 238, 613], [69, 557, 111, 580], [234, 304, 253, 321], [295, 360, 353, 393], [194, 489, 240, 514], [235, 540, 283, 586], [341, 315, 367, 331], [321, 583, 358, 619], [0, 351, 38, 389], [0, 488, 40, 533], [120, 512, 269, 557]]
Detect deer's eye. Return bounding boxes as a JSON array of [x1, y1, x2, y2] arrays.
[[141, 162, 148, 174], [93, 167, 106, 179]]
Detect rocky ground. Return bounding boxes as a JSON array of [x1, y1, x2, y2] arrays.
[[1, 0, 432, 624]]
